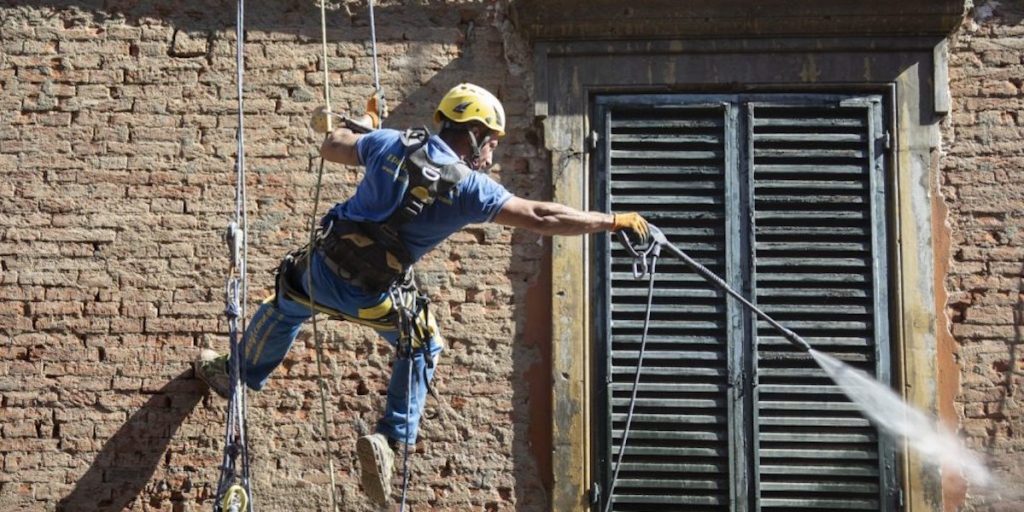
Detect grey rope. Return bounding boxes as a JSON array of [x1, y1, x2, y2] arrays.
[[306, 158, 339, 512], [603, 241, 660, 512], [368, 0, 384, 121], [215, 0, 253, 509]]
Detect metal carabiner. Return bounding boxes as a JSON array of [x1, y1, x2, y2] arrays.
[[616, 229, 660, 279]]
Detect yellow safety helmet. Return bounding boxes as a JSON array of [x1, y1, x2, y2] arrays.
[[434, 83, 506, 137]]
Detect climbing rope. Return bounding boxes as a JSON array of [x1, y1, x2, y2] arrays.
[[386, 281, 425, 512], [214, 0, 253, 510], [304, 1, 391, 510], [368, 0, 385, 121], [303, 1, 342, 510]]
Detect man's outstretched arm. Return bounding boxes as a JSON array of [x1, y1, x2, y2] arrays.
[[494, 196, 649, 238]]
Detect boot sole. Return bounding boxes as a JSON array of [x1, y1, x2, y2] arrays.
[[194, 360, 230, 399], [356, 436, 391, 505]]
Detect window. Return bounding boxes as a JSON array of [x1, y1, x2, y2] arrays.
[[593, 93, 897, 511]]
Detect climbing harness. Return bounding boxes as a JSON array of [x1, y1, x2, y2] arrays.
[[605, 225, 817, 510], [318, 127, 470, 294], [213, 0, 253, 510]]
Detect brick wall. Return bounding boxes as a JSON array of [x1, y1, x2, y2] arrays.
[[7, 0, 1023, 511], [0, 1, 549, 510], [943, 2, 1024, 510]]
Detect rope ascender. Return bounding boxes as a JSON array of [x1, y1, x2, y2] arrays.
[[214, 0, 253, 510]]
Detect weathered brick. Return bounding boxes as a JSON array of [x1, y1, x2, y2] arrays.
[[3, 421, 40, 438], [28, 301, 83, 316], [59, 40, 130, 56]]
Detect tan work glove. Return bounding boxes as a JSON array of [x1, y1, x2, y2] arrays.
[[365, 91, 387, 129], [612, 212, 651, 242]]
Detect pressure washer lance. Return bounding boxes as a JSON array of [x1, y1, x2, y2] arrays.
[[617, 225, 813, 352]]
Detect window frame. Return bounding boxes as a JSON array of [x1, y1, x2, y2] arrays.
[[534, 35, 951, 512]]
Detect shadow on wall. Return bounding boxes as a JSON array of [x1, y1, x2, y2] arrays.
[[57, 372, 203, 512], [973, 0, 1024, 25]]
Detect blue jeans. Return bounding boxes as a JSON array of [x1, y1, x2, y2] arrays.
[[239, 251, 443, 444]]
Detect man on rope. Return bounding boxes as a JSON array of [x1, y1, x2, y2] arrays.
[[196, 83, 650, 505]]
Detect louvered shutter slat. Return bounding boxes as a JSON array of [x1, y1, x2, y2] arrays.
[[603, 104, 731, 511], [752, 103, 888, 511], [756, 163, 866, 175], [596, 94, 894, 512], [760, 464, 878, 477]]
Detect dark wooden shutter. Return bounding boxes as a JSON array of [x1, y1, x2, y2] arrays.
[[594, 94, 895, 512], [596, 98, 740, 511], [749, 99, 895, 511]]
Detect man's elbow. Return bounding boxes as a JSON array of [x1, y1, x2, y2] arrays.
[[321, 131, 359, 165]]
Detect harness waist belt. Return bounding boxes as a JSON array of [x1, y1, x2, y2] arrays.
[[318, 220, 412, 293]]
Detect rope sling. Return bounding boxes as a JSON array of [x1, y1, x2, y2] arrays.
[[214, 0, 253, 509]]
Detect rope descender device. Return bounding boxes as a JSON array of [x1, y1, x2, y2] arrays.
[[225, 222, 243, 270]]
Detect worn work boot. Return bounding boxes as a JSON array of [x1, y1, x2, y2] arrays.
[[356, 433, 395, 505], [194, 349, 231, 399]]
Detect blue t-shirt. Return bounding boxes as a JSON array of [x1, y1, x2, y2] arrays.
[[324, 129, 512, 262]]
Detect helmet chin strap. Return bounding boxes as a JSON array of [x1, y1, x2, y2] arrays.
[[441, 120, 492, 171], [465, 129, 484, 170]]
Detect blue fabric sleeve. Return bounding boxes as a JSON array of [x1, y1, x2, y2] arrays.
[[356, 129, 402, 170], [458, 172, 514, 224]]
